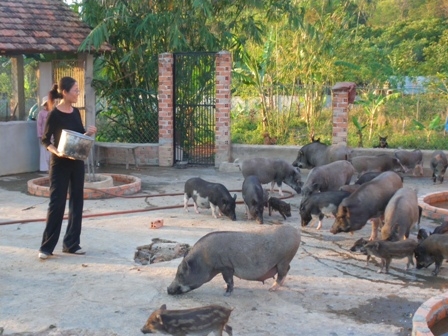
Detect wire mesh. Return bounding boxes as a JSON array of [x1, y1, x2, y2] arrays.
[[173, 52, 216, 165]]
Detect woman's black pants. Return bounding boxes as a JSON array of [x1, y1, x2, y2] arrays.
[[40, 155, 85, 254]]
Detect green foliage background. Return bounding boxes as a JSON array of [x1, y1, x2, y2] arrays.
[[2, 0, 448, 148]]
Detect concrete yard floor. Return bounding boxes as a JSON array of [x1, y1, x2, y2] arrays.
[[1, 165, 448, 336]]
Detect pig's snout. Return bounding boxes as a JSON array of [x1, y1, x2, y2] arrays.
[[167, 282, 195, 295], [330, 223, 347, 234], [167, 284, 183, 295], [416, 263, 425, 269], [141, 327, 153, 334]]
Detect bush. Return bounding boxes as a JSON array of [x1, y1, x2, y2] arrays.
[[231, 92, 448, 149]]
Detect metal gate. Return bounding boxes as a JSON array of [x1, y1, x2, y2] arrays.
[[173, 52, 216, 166]]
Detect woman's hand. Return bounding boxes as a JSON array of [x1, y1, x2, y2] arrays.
[[85, 126, 97, 137], [47, 144, 64, 157]]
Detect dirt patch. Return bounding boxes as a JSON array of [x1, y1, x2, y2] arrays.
[[329, 295, 421, 336]]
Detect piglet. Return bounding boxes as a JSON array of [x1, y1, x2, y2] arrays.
[[242, 175, 265, 224], [141, 304, 233, 335], [268, 197, 291, 220], [430, 150, 448, 183], [184, 177, 236, 221], [361, 239, 418, 274]]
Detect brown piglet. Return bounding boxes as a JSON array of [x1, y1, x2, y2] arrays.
[[141, 304, 233, 335], [362, 239, 418, 274]]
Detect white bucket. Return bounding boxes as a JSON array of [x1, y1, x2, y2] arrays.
[[57, 129, 94, 161]]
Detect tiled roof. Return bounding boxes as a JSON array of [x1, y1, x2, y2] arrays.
[[0, 0, 111, 55]]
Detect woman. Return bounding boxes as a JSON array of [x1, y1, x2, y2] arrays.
[[38, 77, 97, 260], [36, 96, 51, 172]]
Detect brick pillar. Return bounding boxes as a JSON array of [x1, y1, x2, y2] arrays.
[[331, 82, 356, 144], [215, 51, 232, 167], [158, 53, 174, 167]]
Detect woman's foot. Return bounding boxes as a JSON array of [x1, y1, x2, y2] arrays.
[[62, 248, 86, 255], [38, 251, 51, 260]]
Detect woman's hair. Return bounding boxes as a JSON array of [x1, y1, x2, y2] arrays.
[[48, 76, 77, 110]]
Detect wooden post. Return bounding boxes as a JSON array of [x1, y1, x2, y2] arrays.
[[11, 55, 25, 120]]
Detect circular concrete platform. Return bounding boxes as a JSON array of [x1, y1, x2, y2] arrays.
[[27, 173, 141, 199], [418, 192, 448, 222]]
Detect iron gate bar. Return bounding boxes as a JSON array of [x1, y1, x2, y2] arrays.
[[173, 52, 216, 166]]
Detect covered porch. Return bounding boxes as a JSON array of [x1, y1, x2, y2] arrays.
[[0, 0, 110, 176]]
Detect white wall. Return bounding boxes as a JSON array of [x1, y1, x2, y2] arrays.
[[0, 121, 39, 176]]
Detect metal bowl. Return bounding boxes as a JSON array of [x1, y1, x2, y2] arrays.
[[57, 129, 94, 161]]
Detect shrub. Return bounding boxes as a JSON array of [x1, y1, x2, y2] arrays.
[[232, 92, 448, 149]]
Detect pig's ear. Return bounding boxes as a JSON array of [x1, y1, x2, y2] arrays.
[[160, 304, 167, 311], [233, 194, 237, 200], [186, 258, 196, 270], [342, 206, 348, 214]]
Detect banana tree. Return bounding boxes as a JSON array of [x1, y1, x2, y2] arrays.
[[412, 115, 445, 142], [352, 116, 367, 147], [233, 34, 275, 132], [355, 90, 401, 141]]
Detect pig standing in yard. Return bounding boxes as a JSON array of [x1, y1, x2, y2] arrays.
[[292, 141, 351, 169], [184, 177, 237, 221], [299, 190, 351, 230], [415, 234, 448, 276], [381, 187, 421, 241], [242, 175, 265, 224], [430, 150, 448, 183], [349, 237, 371, 265], [300, 160, 356, 198], [355, 172, 383, 185], [141, 304, 233, 335], [267, 197, 291, 220], [417, 222, 448, 244], [394, 149, 424, 176], [361, 239, 418, 274], [350, 154, 405, 176], [238, 158, 302, 196], [330, 171, 403, 240], [167, 225, 301, 296]]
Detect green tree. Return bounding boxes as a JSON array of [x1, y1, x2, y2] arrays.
[[281, 1, 353, 130], [355, 90, 401, 141], [78, 0, 297, 142]]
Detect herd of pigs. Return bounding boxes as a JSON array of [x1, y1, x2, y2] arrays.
[[141, 140, 448, 335]]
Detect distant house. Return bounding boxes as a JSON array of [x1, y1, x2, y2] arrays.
[[390, 76, 429, 94]]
